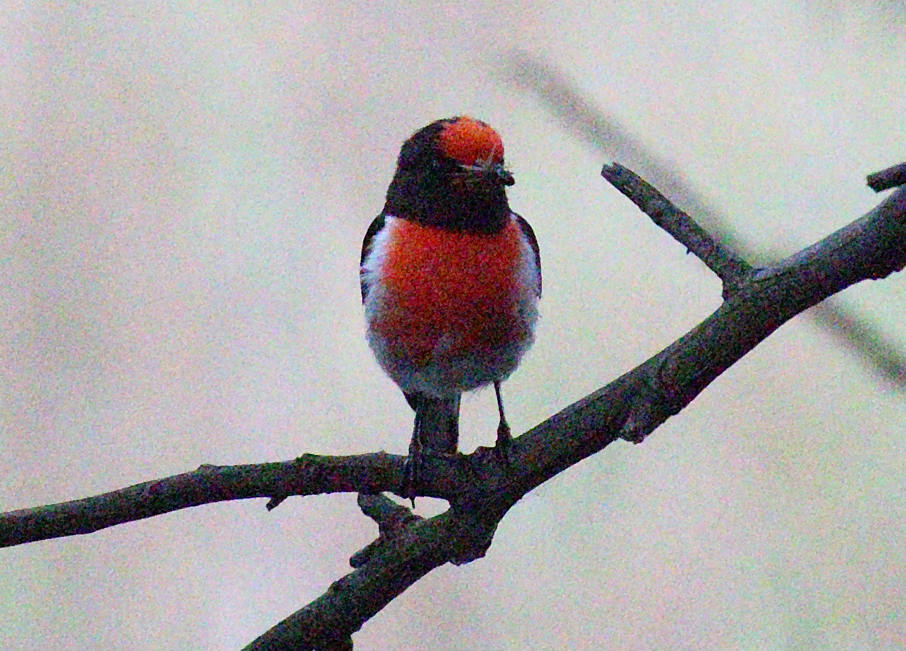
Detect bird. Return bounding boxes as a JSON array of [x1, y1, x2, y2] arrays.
[[360, 116, 541, 499]]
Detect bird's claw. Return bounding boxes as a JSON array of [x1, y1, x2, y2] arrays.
[[494, 420, 512, 465], [402, 453, 420, 507]]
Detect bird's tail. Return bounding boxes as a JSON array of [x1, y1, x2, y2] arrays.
[[405, 393, 461, 455]]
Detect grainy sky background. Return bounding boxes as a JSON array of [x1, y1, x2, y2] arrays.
[[2, 2, 905, 650]]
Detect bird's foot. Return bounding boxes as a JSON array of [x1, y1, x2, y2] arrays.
[[403, 449, 464, 507], [494, 420, 512, 465], [402, 452, 421, 507]]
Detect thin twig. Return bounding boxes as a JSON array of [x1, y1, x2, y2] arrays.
[[356, 493, 419, 531], [601, 163, 752, 297], [0, 454, 408, 547], [868, 162, 906, 192], [349, 494, 423, 568]]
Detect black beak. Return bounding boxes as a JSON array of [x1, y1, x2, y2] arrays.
[[494, 164, 515, 186]]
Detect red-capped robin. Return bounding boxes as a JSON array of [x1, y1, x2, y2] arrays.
[[360, 116, 541, 498]]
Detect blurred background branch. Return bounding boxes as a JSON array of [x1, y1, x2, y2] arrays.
[[499, 51, 906, 388]]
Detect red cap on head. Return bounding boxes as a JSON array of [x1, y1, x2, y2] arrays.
[[437, 117, 505, 166]]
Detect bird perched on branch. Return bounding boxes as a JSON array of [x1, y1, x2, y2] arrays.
[[360, 116, 541, 498]]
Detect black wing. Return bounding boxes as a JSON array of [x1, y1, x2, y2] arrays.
[[360, 214, 386, 303], [514, 213, 541, 297]]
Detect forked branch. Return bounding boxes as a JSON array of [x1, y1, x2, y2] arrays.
[[3, 165, 905, 651]]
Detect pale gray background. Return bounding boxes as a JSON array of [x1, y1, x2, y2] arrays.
[[2, 2, 905, 649]]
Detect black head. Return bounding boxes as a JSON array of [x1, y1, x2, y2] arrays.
[[383, 116, 513, 233]]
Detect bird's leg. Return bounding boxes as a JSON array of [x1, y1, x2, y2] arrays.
[[403, 410, 422, 506], [494, 381, 512, 463]]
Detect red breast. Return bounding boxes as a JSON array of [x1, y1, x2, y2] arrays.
[[371, 217, 528, 367]]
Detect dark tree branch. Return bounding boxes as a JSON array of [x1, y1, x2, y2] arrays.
[[3, 168, 905, 650], [356, 493, 419, 531], [350, 494, 423, 568], [245, 170, 906, 650], [601, 162, 752, 298], [500, 51, 906, 386], [0, 454, 408, 547], [242, 507, 495, 651], [868, 162, 906, 192]]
